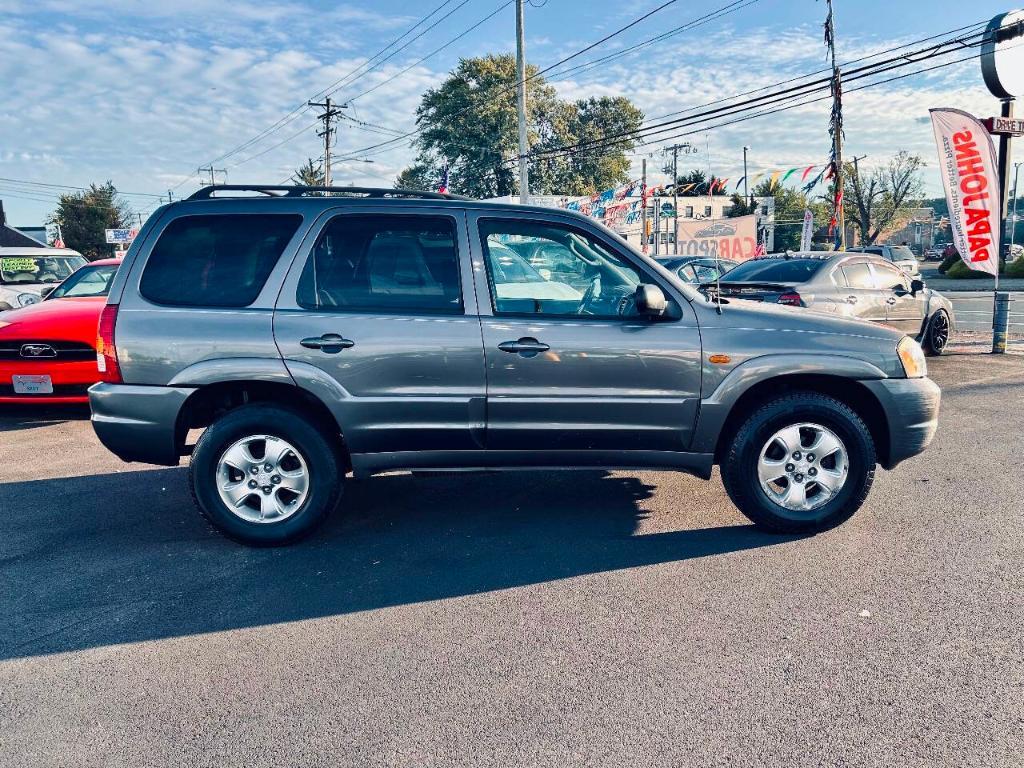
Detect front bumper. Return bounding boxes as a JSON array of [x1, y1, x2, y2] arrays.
[[862, 376, 941, 469], [89, 382, 196, 465], [0, 359, 97, 403]]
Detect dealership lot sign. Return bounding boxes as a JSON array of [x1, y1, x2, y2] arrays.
[[676, 215, 757, 261], [105, 228, 138, 244], [929, 108, 1001, 276]]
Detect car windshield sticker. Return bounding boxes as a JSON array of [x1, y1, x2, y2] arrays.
[[1, 258, 40, 273]]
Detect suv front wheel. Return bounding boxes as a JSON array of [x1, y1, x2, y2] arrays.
[[189, 403, 341, 545], [721, 392, 876, 534]]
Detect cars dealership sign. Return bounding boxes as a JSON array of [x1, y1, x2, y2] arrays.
[[676, 215, 757, 261], [929, 108, 1001, 276]]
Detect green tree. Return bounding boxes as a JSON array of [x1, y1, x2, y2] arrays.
[[751, 179, 829, 252], [399, 54, 643, 198], [843, 151, 926, 245], [726, 192, 758, 217], [395, 163, 437, 191], [666, 169, 726, 196], [47, 182, 132, 259], [291, 158, 325, 187]]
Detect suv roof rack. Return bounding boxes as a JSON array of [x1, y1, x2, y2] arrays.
[[185, 184, 474, 201]]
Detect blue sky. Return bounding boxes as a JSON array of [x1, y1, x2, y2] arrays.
[[0, 0, 1017, 226]]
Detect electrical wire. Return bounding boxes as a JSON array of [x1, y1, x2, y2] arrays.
[[508, 24, 998, 165], [166, 0, 469, 192]]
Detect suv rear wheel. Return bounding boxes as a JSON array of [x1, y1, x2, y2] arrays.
[[721, 392, 876, 534], [189, 403, 340, 545]]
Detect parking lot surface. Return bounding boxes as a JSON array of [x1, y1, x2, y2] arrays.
[[1, 353, 1023, 767]]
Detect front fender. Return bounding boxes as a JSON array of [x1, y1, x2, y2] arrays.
[[690, 353, 888, 455]]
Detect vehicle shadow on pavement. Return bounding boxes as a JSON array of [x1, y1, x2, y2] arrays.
[[0, 467, 792, 661], [0, 404, 91, 433]]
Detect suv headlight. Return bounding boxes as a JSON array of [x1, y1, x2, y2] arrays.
[[17, 293, 40, 307], [897, 336, 926, 378]]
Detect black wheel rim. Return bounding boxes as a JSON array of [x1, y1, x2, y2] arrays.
[[930, 312, 949, 352]]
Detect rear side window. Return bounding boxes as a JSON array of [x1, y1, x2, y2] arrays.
[[842, 262, 874, 289], [140, 214, 301, 307], [296, 215, 462, 314], [723, 259, 825, 283]]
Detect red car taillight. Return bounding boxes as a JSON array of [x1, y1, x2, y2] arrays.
[[96, 304, 122, 384], [777, 292, 803, 307]]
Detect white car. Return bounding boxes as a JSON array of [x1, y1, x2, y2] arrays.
[[0, 247, 87, 310], [848, 244, 920, 275]]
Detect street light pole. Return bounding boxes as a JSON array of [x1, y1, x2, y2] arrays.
[[515, 0, 529, 204]]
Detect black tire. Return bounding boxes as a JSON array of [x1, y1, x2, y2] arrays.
[[189, 403, 341, 546], [921, 309, 950, 356], [721, 392, 876, 535]]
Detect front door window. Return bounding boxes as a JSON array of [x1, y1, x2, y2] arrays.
[[479, 220, 645, 319]]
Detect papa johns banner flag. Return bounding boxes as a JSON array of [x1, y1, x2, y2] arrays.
[[929, 108, 1001, 276]]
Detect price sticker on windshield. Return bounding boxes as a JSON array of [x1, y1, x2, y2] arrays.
[[0, 258, 40, 273]]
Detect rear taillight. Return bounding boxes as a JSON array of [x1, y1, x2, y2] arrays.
[[96, 304, 122, 384], [777, 292, 803, 307]]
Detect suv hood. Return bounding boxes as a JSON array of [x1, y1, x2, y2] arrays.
[[702, 294, 904, 343]]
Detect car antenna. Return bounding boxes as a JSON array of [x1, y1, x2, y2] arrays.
[[714, 246, 723, 315]]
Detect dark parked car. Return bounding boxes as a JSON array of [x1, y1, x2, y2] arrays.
[[708, 252, 953, 355], [657, 256, 738, 284], [89, 186, 939, 545]]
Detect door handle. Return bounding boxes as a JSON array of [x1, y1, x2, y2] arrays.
[[498, 337, 550, 356], [300, 333, 355, 353], [845, 295, 858, 304], [886, 297, 897, 305]]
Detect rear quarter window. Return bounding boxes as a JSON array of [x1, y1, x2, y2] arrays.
[[140, 214, 301, 307], [723, 259, 825, 283]]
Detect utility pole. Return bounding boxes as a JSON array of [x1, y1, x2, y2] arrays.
[[825, 0, 845, 250], [663, 142, 692, 254], [308, 97, 346, 187], [641, 158, 648, 254], [515, 0, 529, 204], [197, 165, 226, 187]]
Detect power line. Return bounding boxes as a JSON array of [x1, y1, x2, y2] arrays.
[[509, 24, 998, 165], [334, 0, 700, 162], [344, 1, 515, 105], [0, 176, 163, 198], [166, 0, 469, 193]]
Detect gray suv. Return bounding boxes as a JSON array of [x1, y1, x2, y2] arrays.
[[89, 185, 940, 545]]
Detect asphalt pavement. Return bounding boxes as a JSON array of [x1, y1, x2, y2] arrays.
[[1, 352, 1023, 767]]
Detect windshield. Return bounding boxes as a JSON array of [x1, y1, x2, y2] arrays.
[[889, 246, 915, 261], [721, 258, 826, 283], [487, 242, 547, 284], [46, 263, 118, 299], [0, 255, 87, 285]]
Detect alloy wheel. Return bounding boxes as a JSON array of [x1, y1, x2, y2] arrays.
[[757, 422, 849, 514], [930, 311, 949, 353], [216, 434, 310, 524]]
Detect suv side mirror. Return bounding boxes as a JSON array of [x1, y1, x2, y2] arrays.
[[910, 278, 924, 295], [635, 283, 667, 317]]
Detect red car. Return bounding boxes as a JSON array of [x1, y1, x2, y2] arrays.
[[0, 258, 121, 404]]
